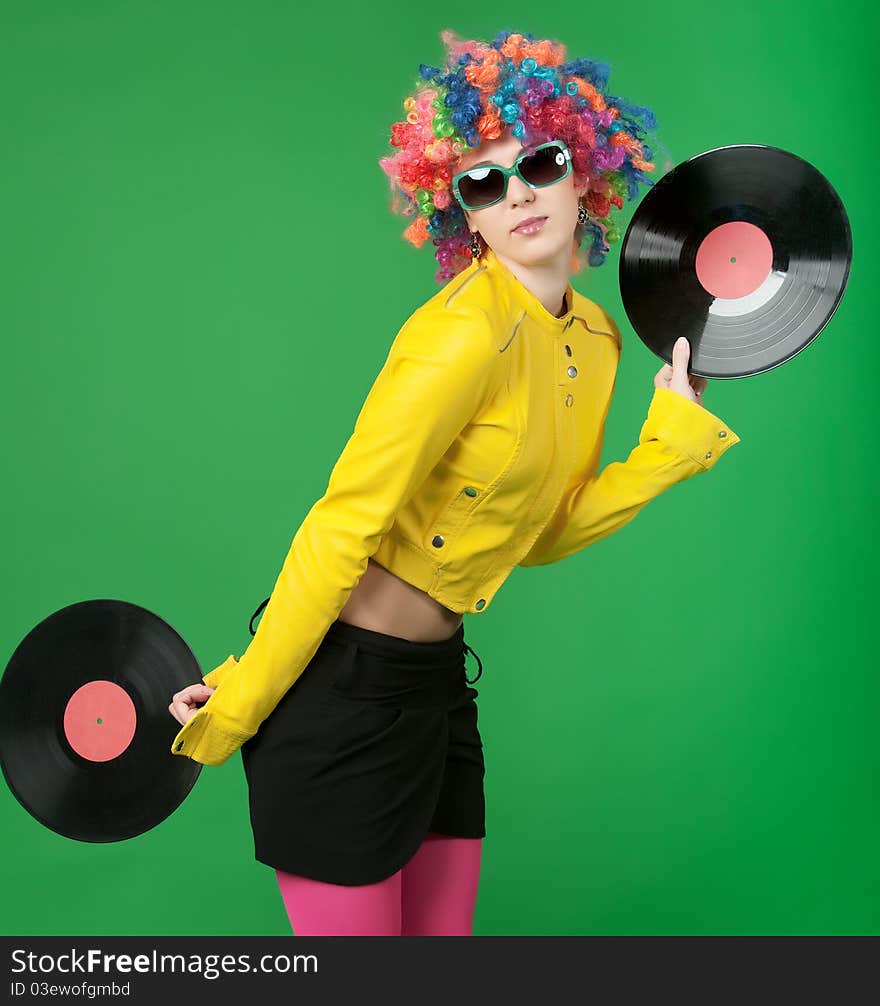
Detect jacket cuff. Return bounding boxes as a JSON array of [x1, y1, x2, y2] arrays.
[[202, 653, 240, 690], [644, 387, 741, 471], [170, 704, 253, 766]]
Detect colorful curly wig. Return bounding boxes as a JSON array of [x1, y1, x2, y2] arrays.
[[379, 28, 666, 283]]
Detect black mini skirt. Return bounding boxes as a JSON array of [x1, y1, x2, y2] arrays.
[[240, 618, 486, 887]]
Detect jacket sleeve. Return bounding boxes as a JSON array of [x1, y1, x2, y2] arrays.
[[170, 303, 499, 765], [518, 386, 742, 567]]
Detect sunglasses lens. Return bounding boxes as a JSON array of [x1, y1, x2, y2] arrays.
[[457, 166, 504, 209], [520, 145, 568, 186]]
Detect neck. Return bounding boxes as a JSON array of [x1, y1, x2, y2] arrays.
[[490, 243, 571, 317]]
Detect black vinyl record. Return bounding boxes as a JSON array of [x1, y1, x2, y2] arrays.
[[0, 599, 202, 842], [618, 144, 852, 378]]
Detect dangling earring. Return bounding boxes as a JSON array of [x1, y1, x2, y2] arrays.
[[470, 232, 482, 259], [577, 202, 589, 226]]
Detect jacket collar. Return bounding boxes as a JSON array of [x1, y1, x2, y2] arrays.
[[479, 245, 579, 333], [472, 245, 620, 349]]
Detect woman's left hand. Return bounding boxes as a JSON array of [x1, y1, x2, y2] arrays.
[[654, 335, 708, 408]]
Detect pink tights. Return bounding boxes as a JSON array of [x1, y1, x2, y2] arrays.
[[275, 832, 483, 935]]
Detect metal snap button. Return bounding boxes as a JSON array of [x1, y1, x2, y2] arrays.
[[567, 365, 577, 378], [176, 740, 184, 751], [719, 430, 727, 438], [475, 598, 486, 610], [432, 534, 445, 548], [564, 393, 574, 406], [564, 344, 572, 356], [704, 451, 712, 460]]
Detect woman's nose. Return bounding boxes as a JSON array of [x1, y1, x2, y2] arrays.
[[506, 172, 534, 205]]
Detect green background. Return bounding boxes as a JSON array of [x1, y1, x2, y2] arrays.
[[1, 0, 875, 935]]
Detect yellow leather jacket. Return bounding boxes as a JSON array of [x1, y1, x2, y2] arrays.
[[171, 245, 741, 765]]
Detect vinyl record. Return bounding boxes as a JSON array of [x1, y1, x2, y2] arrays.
[[618, 144, 852, 378], [0, 599, 202, 842]]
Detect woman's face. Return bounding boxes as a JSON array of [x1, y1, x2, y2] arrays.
[[455, 130, 583, 270]]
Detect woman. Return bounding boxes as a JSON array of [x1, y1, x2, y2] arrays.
[[168, 28, 741, 936]]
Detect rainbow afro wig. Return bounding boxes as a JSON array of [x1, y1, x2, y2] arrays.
[[379, 28, 664, 283]]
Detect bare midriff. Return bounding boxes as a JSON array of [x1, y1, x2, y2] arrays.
[[336, 558, 463, 642]]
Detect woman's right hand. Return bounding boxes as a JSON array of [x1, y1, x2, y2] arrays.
[[168, 683, 215, 726]]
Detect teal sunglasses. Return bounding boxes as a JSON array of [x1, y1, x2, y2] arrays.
[[452, 141, 573, 211]]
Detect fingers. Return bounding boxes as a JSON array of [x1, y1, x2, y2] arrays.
[[168, 683, 215, 725], [185, 684, 215, 699], [169, 693, 194, 723], [671, 336, 690, 380], [656, 338, 709, 404], [658, 336, 693, 387], [653, 362, 673, 388], [671, 337, 705, 403]]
